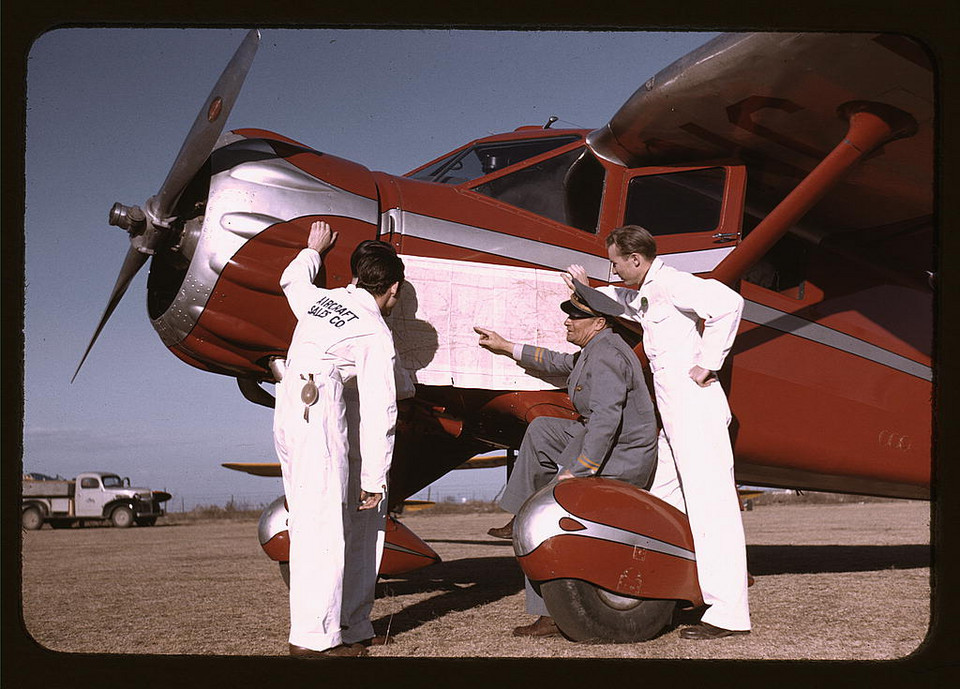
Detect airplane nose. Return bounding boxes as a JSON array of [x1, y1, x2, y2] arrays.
[[145, 132, 382, 379]]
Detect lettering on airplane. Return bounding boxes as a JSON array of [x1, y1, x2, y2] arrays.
[[726, 96, 827, 160], [878, 430, 912, 452]]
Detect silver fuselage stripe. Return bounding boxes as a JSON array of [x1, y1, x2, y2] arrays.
[[395, 210, 613, 279], [742, 300, 932, 381], [394, 209, 734, 280]]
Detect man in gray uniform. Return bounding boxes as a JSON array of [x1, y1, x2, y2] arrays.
[[474, 289, 658, 637]]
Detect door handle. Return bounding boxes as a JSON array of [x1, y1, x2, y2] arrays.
[[712, 232, 739, 243]]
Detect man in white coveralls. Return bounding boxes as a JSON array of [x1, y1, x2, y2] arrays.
[[566, 224, 751, 640], [274, 220, 405, 657]]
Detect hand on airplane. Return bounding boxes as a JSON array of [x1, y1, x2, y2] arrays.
[[474, 326, 514, 356], [308, 220, 339, 254], [689, 365, 718, 387], [358, 490, 383, 511], [563, 264, 589, 293]]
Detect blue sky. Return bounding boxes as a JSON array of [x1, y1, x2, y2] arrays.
[[23, 28, 718, 508]]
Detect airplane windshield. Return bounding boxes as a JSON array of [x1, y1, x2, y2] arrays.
[[409, 136, 579, 185]]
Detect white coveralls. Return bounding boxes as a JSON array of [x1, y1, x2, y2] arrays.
[[598, 257, 751, 631], [274, 248, 399, 652]]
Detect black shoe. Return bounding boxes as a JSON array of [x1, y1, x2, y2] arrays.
[[488, 517, 515, 539], [679, 622, 750, 640]]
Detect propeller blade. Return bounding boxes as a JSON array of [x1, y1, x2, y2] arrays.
[[72, 245, 150, 382], [151, 29, 261, 222]]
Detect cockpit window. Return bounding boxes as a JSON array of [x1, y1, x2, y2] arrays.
[[409, 136, 579, 185], [472, 147, 606, 233]]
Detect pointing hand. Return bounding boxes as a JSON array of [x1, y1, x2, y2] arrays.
[[474, 326, 513, 356]]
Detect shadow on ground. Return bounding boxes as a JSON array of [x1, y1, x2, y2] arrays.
[[374, 555, 522, 635], [747, 544, 929, 575]]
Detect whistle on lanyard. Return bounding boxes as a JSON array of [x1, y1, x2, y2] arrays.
[[300, 374, 319, 421]]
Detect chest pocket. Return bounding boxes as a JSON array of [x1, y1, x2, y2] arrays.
[[642, 304, 671, 325]]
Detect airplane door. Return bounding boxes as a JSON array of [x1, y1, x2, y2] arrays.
[[615, 165, 746, 276]]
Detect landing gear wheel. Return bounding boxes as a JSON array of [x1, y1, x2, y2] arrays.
[[540, 578, 677, 642], [111, 505, 134, 528], [21, 506, 43, 531]]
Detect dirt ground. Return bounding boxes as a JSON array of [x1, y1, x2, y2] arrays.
[[17, 498, 934, 667]]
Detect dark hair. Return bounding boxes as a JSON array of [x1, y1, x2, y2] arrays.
[[605, 225, 657, 260], [350, 240, 405, 296]]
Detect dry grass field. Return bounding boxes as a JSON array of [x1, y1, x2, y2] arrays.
[[17, 496, 934, 669]]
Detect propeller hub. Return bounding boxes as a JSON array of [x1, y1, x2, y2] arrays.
[[109, 203, 146, 232]]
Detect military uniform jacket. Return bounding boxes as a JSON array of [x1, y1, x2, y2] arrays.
[[519, 328, 658, 482]]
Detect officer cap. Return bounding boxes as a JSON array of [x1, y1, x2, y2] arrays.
[[570, 280, 625, 318]]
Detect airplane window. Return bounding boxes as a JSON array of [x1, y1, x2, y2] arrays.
[[472, 148, 605, 232], [623, 168, 725, 235], [409, 136, 578, 185]]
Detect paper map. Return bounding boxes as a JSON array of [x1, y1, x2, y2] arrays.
[[387, 255, 578, 391]]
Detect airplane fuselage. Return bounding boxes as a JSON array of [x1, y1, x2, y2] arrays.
[[144, 124, 932, 502]]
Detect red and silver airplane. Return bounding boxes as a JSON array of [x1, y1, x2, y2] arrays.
[[73, 30, 934, 641]]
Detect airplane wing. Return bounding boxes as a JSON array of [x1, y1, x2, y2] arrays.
[[587, 32, 934, 235], [222, 462, 282, 478], [223, 453, 508, 476]]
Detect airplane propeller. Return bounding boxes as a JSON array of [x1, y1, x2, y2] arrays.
[[72, 29, 261, 382]]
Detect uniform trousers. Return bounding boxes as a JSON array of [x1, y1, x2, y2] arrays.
[[499, 416, 580, 616], [499, 416, 579, 515], [647, 367, 751, 631], [273, 366, 349, 652]]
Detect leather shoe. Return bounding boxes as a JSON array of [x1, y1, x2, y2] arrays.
[[512, 616, 560, 637], [488, 517, 515, 540], [679, 622, 750, 640], [352, 635, 393, 647], [289, 642, 368, 657]]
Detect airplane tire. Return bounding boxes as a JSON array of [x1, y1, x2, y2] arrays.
[[540, 578, 676, 643], [111, 505, 134, 528]]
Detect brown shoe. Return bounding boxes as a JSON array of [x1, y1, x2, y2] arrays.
[[679, 622, 750, 640], [289, 642, 368, 657], [512, 616, 560, 637], [488, 517, 515, 540]]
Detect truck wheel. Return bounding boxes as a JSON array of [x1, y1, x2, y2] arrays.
[[21, 506, 44, 531], [111, 505, 134, 528], [540, 578, 677, 643], [135, 517, 157, 527]]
